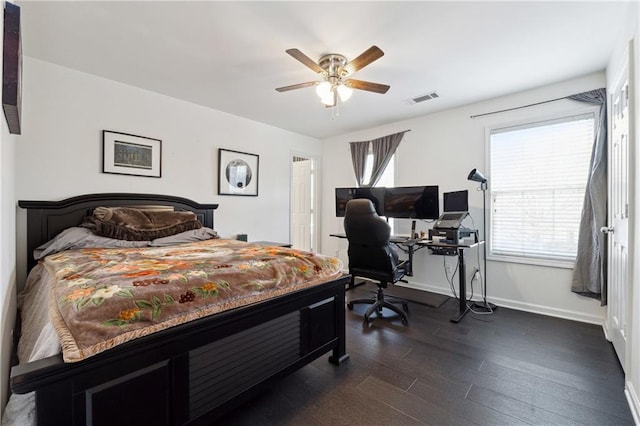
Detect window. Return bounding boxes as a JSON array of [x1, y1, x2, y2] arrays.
[[489, 112, 595, 265], [369, 156, 395, 188], [361, 150, 394, 187], [362, 148, 395, 227]]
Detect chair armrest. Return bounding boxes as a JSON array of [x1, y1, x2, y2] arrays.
[[396, 260, 411, 280]]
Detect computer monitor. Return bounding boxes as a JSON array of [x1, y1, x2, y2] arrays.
[[335, 187, 385, 217], [383, 186, 439, 219], [443, 190, 469, 212]]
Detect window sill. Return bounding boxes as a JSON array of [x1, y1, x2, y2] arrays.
[[488, 253, 574, 269]]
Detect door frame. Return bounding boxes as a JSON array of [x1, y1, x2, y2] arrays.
[[624, 37, 637, 379]]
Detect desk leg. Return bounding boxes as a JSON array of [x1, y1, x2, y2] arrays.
[[450, 248, 470, 323], [406, 245, 414, 276]]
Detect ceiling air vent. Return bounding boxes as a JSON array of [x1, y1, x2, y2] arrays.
[[407, 91, 439, 105]]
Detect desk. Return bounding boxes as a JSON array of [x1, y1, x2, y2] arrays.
[[330, 233, 483, 323]]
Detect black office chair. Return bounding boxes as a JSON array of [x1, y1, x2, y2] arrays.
[[344, 199, 409, 325]]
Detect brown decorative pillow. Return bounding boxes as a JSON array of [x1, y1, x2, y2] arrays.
[[83, 207, 202, 241]]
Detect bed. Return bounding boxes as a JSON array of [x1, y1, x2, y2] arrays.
[[7, 193, 350, 426]]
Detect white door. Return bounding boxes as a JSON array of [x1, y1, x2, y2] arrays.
[[605, 44, 632, 370], [291, 158, 313, 251]]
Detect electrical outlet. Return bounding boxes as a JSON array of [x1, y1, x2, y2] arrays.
[[472, 267, 480, 281]]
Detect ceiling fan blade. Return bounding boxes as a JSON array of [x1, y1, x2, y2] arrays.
[[275, 81, 317, 92], [344, 79, 390, 94], [285, 49, 324, 74], [344, 46, 384, 75]]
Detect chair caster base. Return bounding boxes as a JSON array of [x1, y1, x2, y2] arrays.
[[348, 291, 409, 325]]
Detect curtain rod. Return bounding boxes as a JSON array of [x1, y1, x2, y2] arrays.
[[470, 95, 569, 119], [351, 129, 411, 143]]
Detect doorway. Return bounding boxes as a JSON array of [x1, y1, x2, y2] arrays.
[[290, 153, 317, 252]]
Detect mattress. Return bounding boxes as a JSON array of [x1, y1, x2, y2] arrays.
[[2, 265, 60, 426]]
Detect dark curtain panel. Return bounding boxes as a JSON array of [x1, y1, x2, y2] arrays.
[[349, 131, 407, 187], [369, 131, 407, 186], [569, 88, 608, 305], [349, 141, 369, 186]]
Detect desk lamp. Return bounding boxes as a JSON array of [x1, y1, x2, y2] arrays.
[[467, 169, 497, 312]]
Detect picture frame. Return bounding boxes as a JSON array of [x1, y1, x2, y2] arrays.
[[2, 2, 22, 135], [102, 130, 162, 178], [218, 148, 259, 196]]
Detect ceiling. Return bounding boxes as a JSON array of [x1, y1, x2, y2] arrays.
[[20, 1, 631, 139]]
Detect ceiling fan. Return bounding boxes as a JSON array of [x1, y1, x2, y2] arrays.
[[275, 46, 390, 107]]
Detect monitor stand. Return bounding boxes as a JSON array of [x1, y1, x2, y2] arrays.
[[411, 220, 416, 239]]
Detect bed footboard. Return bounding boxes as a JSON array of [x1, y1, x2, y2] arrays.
[[11, 276, 350, 425]]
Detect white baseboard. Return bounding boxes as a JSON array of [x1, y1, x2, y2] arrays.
[[396, 280, 453, 297], [602, 319, 612, 342], [488, 294, 604, 325], [625, 380, 640, 426], [398, 279, 604, 325]]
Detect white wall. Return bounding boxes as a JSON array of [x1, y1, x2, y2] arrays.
[[13, 57, 322, 284], [632, 3, 640, 420], [0, 2, 17, 411], [322, 73, 607, 324], [0, 94, 16, 420]]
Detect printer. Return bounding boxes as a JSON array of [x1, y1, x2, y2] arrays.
[[429, 212, 475, 244]]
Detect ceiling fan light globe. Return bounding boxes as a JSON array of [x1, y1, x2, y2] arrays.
[[316, 81, 332, 98], [337, 84, 353, 102], [320, 92, 335, 106]]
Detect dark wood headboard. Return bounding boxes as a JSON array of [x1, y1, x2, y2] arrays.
[[18, 193, 219, 272]]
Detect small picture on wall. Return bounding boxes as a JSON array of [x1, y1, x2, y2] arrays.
[[218, 148, 259, 196], [102, 131, 162, 178]]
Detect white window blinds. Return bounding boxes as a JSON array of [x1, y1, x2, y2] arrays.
[[489, 113, 595, 263]]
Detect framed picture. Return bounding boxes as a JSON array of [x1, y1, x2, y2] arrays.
[[102, 131, 162, 178], [2, 2, 21, 135], [218, 148, 259, 196]]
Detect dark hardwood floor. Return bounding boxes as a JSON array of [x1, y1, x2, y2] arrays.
[[219, 284, 634, 425]]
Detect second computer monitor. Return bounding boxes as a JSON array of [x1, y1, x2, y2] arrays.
[[443, 190, 469, 212], [383, 185, 439, 219]]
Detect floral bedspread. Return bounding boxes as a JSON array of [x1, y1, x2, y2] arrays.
[[42, 239, 343, 362]]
